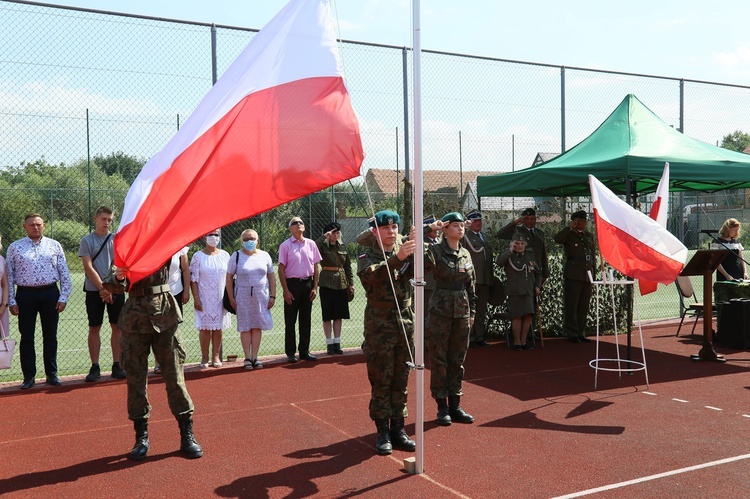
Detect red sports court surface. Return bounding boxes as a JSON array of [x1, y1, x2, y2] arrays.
[[2, 320, 750, 498]]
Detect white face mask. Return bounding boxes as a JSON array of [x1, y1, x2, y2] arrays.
[[206, 235, 220, 247]]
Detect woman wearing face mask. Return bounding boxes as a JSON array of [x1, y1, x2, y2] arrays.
[[226, 229, 276, 370], [190, 231, 231, 368]]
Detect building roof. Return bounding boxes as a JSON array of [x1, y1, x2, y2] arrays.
[[365, 168, 491, 195], [532, 152, 560, 166]]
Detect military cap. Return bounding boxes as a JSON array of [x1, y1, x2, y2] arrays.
[[369, 210, 400, 228], [521, 207, 536, 217], [466, 210, 482, 221], [323, 222, 341, 233], [571, 210, 587, 221], [441, 212, 465, 224], [423, 214, 436, 225], [512, 233, 527, 242]]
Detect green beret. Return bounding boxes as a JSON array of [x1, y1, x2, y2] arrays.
[[441, 212, 465, 224], [370, 210, 400, 228]]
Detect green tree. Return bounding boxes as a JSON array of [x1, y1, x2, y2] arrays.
[[720, 130, 750, 153], [93, 151, 146, 184]]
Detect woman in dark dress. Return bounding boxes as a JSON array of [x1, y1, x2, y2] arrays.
[[712, 218, 747, 281], [496, 233, 541, 350]]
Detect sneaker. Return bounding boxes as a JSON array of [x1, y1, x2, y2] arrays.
[[199, 362, 209, 369], [252, 359, 263, 369], [244, 358, 254, 370], [111, 363, 127, 379], [85, 364, 101, 382], [153, 365, 161, 374]]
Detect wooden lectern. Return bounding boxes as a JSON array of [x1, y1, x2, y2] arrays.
[[680, 249, 730, 362]]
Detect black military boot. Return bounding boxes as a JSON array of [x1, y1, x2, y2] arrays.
[[327, 344, 335, 355], [177, 417, 203, 458], [436, 398, 452, 426], [448, 395, 474, 424], [374, 419, 392, 455], [129, 418, 149, 461], [389, 418, 416, 451]]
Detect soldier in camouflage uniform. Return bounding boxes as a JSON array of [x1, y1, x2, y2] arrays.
[[113, 261, 203, 461], [357, 210, 417, 456], [425, 212, 477, 426]]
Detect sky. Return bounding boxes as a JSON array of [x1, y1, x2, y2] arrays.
[[34, 0, 750, 85]]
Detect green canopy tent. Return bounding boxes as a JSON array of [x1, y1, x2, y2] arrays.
[[477, 94, 750, 198]]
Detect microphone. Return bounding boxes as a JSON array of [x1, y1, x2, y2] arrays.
[[700, 229, 718, 234]]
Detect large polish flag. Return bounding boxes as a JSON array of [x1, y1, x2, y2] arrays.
[[115, 0, 364, 283], [639, 163, 670, 294], [590, 174, 687, 284]]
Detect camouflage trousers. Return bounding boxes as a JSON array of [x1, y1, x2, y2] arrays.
[[427, 314, 469, 399], [363, 323, 414, 421], [119, 323, 194, 421]]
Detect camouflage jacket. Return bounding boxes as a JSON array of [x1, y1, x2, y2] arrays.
[[426, 238, 476, 319], [357, 234, 414, 313], [118, 261, 182, 334]]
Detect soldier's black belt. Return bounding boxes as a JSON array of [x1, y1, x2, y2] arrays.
[[436, 282, 465, 290], [287, 276, 313, 282], [129, 284, 171, 297], [368, 298, 412, 309], [569, 255, 592, 262]]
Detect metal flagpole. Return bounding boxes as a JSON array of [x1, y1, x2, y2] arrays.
[[411, 0, 426, 475]]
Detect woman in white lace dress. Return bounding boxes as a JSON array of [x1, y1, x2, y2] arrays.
[[190, 231, 230, 368]]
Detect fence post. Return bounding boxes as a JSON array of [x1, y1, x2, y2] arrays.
[[560, 66, 566, 153], [86, 108, 92, 231]]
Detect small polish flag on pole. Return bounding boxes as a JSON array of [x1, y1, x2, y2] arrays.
[[589, 174, 687, 284], [639, 162, 671, 294]]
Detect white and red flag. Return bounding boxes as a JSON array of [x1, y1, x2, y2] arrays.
[[589, 174, 687, 284], [639, 162, 670, 294], [115, 0, 364, 283]]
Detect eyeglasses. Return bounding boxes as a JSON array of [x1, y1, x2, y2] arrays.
[[207, 234, 220, 237], [290, 221, 304, 226], [242, 237, 257, 242]]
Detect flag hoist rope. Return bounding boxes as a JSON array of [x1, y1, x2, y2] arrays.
[[333, 0, 426, 474]]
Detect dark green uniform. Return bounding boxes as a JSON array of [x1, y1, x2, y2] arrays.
[[554, 226, 597, 340], [463, 229, 492, 343], [425, 239, 476, 399], [497, 223, 549, 283], [357, 235, 414, 421], [118, 262, 193, 421]]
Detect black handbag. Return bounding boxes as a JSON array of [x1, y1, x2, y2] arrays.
[[223, 251, 240, 314]]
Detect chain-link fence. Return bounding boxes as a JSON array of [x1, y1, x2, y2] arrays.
[[2, 1, 750, 382]]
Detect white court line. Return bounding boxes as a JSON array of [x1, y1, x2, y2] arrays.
[[552, 453, 750, 498], [743, 414, 750, 419], [705, 406, 723, 411], [672, 398, 689, 403], [642, 391, 657, 396]]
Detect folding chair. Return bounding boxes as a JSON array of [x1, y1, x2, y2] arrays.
[[675, 276, 716, 337]]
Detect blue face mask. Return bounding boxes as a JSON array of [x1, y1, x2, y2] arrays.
[[243, 240, 257, 251]]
